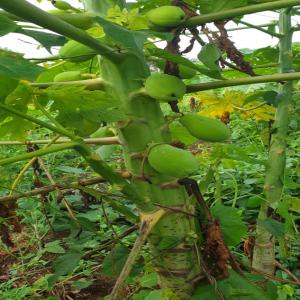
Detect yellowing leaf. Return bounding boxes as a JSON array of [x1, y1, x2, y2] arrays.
[[193, 90, 275, 121]]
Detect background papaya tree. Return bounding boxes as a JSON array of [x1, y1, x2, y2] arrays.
[[0, 0, 299, 299]]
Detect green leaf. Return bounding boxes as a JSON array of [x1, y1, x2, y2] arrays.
[[16, 28, 67, 53], [0, 54, 44, 80], [246, 196, 263, 208], [79, 187, 138, 223], [145, 290, 164, 300], [72, 279, 93, 290], [212, 205, 247, 246], [198, 43, 222, 71], [0, 117, 33, 140], [52, 252, 82, 276], [102, 244, 130, 277], [148, 48, 223, 79], [96, 144, 119, 160], [199, 0, 248, 14], [139, 273, 159, 288], [192, 270, 270, 300], [95, 16, 148, 59], [55, 166, 86, 174], [257, 219, 285, 237], [0, 75, 18, 102], [44, 241, 65, 254], [132, 290, 151, 300], [0, 14, 17, 37]]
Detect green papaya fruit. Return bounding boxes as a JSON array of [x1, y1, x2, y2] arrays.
[[148, 144, 198, 178], [146, 6, 185, 27], [53, 70, 83, 82], [145, 73, 186, 101], [49, 11, 94, 30], [52, 0, 73, 11], [179, 113, 231, 142], [59, 40, 97, 62], [90, 126, 115, 138]]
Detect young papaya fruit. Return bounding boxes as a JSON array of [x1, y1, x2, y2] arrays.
[[49, 11, 94, 30], [53, 70, 83, 82], [145, 73, 186, 101], [59, 40, 97, 62], [146, 6, 185, 28], [148, 144, 198, 178], [179, 113, 231, 142]]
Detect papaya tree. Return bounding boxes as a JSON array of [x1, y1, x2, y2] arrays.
[[0, 0, 300, 299]]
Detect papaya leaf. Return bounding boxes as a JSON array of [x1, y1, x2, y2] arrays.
[[102, 244, 141, 277], [94, 16, 148, 59], [212, 205, 247, 246], [192, 270, 270, 299], [0, 14, 18, 36], [148, 48, 223, 79], [0, 53, 44, 80], [198, 43, 222, 71], [52, 251, 82, 276], [0, 75, 18, 102], [15, 28, 67, 53], [257, 219, 285, 237], [139, 273, 159, 288], [0, 117, 33, 140], [42, 86, 125, 134]]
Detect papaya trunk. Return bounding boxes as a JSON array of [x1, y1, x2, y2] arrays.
[[252, 8, 293, 274], [99, 53, 202, 298]]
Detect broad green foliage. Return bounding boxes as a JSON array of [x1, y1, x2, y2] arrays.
[[0, 14, 17, 36], [0, 51, 43, 80], [0, 1, 299, 300]]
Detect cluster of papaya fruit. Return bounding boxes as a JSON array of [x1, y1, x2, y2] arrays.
[[147, 113, 230, 178]]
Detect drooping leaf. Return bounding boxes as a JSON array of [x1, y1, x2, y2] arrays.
[[0, 75, 18, 102], [0, 14, 17, 37], [44, 241, 65, 254], [257, 219, 285, 237], [95, 16, 148, 59], [192, 270, 270, 300], [102, 244, 130, 277], [0, 117, 34, 141], [139, 273, 159, 288], [148, 48, 223, 79], [145, 290, 164, 300], [212, 205, 247, 246], [0, 53, 44, 80], [41, 85, 125, 135], [52, 252, 82, 276], [198, 43, 222, 71], [16, 28, 67, 53], [72, 279, 93, 290]]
